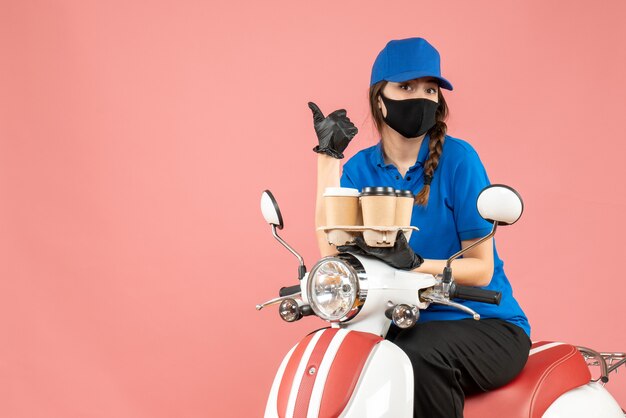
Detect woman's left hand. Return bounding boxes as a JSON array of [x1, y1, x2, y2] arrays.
[[337, 231, 424, 271], [308, 102, 358, 159]]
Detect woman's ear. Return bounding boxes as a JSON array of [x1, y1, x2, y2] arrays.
[[378, 95, 387, 117]]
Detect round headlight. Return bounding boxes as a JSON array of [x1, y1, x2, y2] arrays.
[[307, 255, 366, 322]]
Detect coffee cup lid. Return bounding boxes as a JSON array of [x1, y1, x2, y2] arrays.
[[395, 189, 414, 198], [323, 187, 360, 197], [362, 186, 396, 196]]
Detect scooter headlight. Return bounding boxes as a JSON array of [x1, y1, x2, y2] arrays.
[[307, 254, 366, 322]]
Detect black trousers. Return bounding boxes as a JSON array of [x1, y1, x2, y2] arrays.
[[386, 318, 531, 418]]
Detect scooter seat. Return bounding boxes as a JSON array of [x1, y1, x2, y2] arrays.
[[464, 341, 592, 418]]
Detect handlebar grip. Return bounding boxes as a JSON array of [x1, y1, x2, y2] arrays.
[[279, 285, 301, 297], [450, 284, 501, 305]]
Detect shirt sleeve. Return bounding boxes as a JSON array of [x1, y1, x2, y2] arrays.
[[451, 150, 494, 241], [340, 165, 359, 190]]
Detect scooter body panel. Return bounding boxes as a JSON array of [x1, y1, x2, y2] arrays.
[[542, 381, 624, 418], [265, 344, 297, 418], [264, 329, 413, 418], [339, 340, 413, 418]]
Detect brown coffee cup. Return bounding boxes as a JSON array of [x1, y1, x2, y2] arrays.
[[361, 186, 397, 246], [395, 189, 415, 241], [323, 187, 360, 245]]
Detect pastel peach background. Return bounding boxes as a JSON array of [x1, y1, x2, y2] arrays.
[[1, 0, 625, 416]]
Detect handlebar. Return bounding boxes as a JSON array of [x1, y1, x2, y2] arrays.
[[450, 283, 501, 305], [279, 285, 301, 297]]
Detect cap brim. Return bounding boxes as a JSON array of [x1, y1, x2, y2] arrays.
[[385, 70, 453, 91]]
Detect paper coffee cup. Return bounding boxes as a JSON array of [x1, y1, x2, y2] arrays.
[[395, 189, 415, 241], [361, 186, 397, 246], [323, 187, 360, 245]]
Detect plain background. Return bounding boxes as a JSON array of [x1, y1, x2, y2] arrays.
[[1, 0, 625, 416]]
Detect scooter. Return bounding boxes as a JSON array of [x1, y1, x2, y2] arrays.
[[256, 185, 626, 417]]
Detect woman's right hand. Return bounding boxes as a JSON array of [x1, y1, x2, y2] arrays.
[[337, 231, 424, 271], [308, 102, 358, 159]]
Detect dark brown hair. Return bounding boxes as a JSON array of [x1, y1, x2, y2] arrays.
[[368, 81, 449, 206]]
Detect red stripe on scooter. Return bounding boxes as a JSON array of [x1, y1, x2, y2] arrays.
[[292, 328, 338, 418], [277, 332, 316, 418], [319, 331, 383, 418]]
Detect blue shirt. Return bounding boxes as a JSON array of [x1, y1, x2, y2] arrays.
[[340, 134, 530, 336]]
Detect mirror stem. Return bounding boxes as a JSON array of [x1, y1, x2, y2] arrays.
[[443, 223, 498, 284], [271, 224, 307, 280]]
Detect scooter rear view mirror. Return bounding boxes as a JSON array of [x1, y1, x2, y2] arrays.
[[261, 190, 284, 229], [260, 190, 306, 280], [443, 184, 523, 284], [477, 184, 524, 226]]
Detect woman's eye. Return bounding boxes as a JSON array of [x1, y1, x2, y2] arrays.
[[426, 87, 437, 94], [400, 84, 412, 91]]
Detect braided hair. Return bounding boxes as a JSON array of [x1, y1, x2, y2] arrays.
[[368, 81, 449, 206]]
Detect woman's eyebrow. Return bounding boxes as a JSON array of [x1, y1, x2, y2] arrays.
[[401, 78, 438, 86]]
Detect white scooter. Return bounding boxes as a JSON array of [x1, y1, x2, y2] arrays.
[[257, 185, 625, 418]]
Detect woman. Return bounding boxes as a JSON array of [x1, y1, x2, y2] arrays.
[[310, 37, 531, 417]]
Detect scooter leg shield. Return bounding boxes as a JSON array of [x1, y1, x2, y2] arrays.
[[264, 328, 413, 418]]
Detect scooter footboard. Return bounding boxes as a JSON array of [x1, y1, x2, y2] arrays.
[[264, 328, 413, 418]]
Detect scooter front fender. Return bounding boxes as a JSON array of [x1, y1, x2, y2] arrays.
[[264, 327, 413, 418]]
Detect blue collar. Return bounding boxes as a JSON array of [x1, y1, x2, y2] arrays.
[[371, 134, 431, 170]]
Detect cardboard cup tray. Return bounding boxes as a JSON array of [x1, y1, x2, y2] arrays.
[[317, 225, 419, 247]]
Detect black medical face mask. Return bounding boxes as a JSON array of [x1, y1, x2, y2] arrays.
[[379, 93, 439, 139]]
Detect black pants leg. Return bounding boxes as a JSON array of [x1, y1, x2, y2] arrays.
[[386, 319, 531, 418]]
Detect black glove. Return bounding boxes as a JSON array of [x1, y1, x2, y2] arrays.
[[337, 231, 424, 271], [308, 101, 358, 159]]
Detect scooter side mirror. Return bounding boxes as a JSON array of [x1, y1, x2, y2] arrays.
[[444, 184, 523, 284], [260, 189, 307, 279], [476, 185, 524, 226], [261, 190, 284, 230]]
